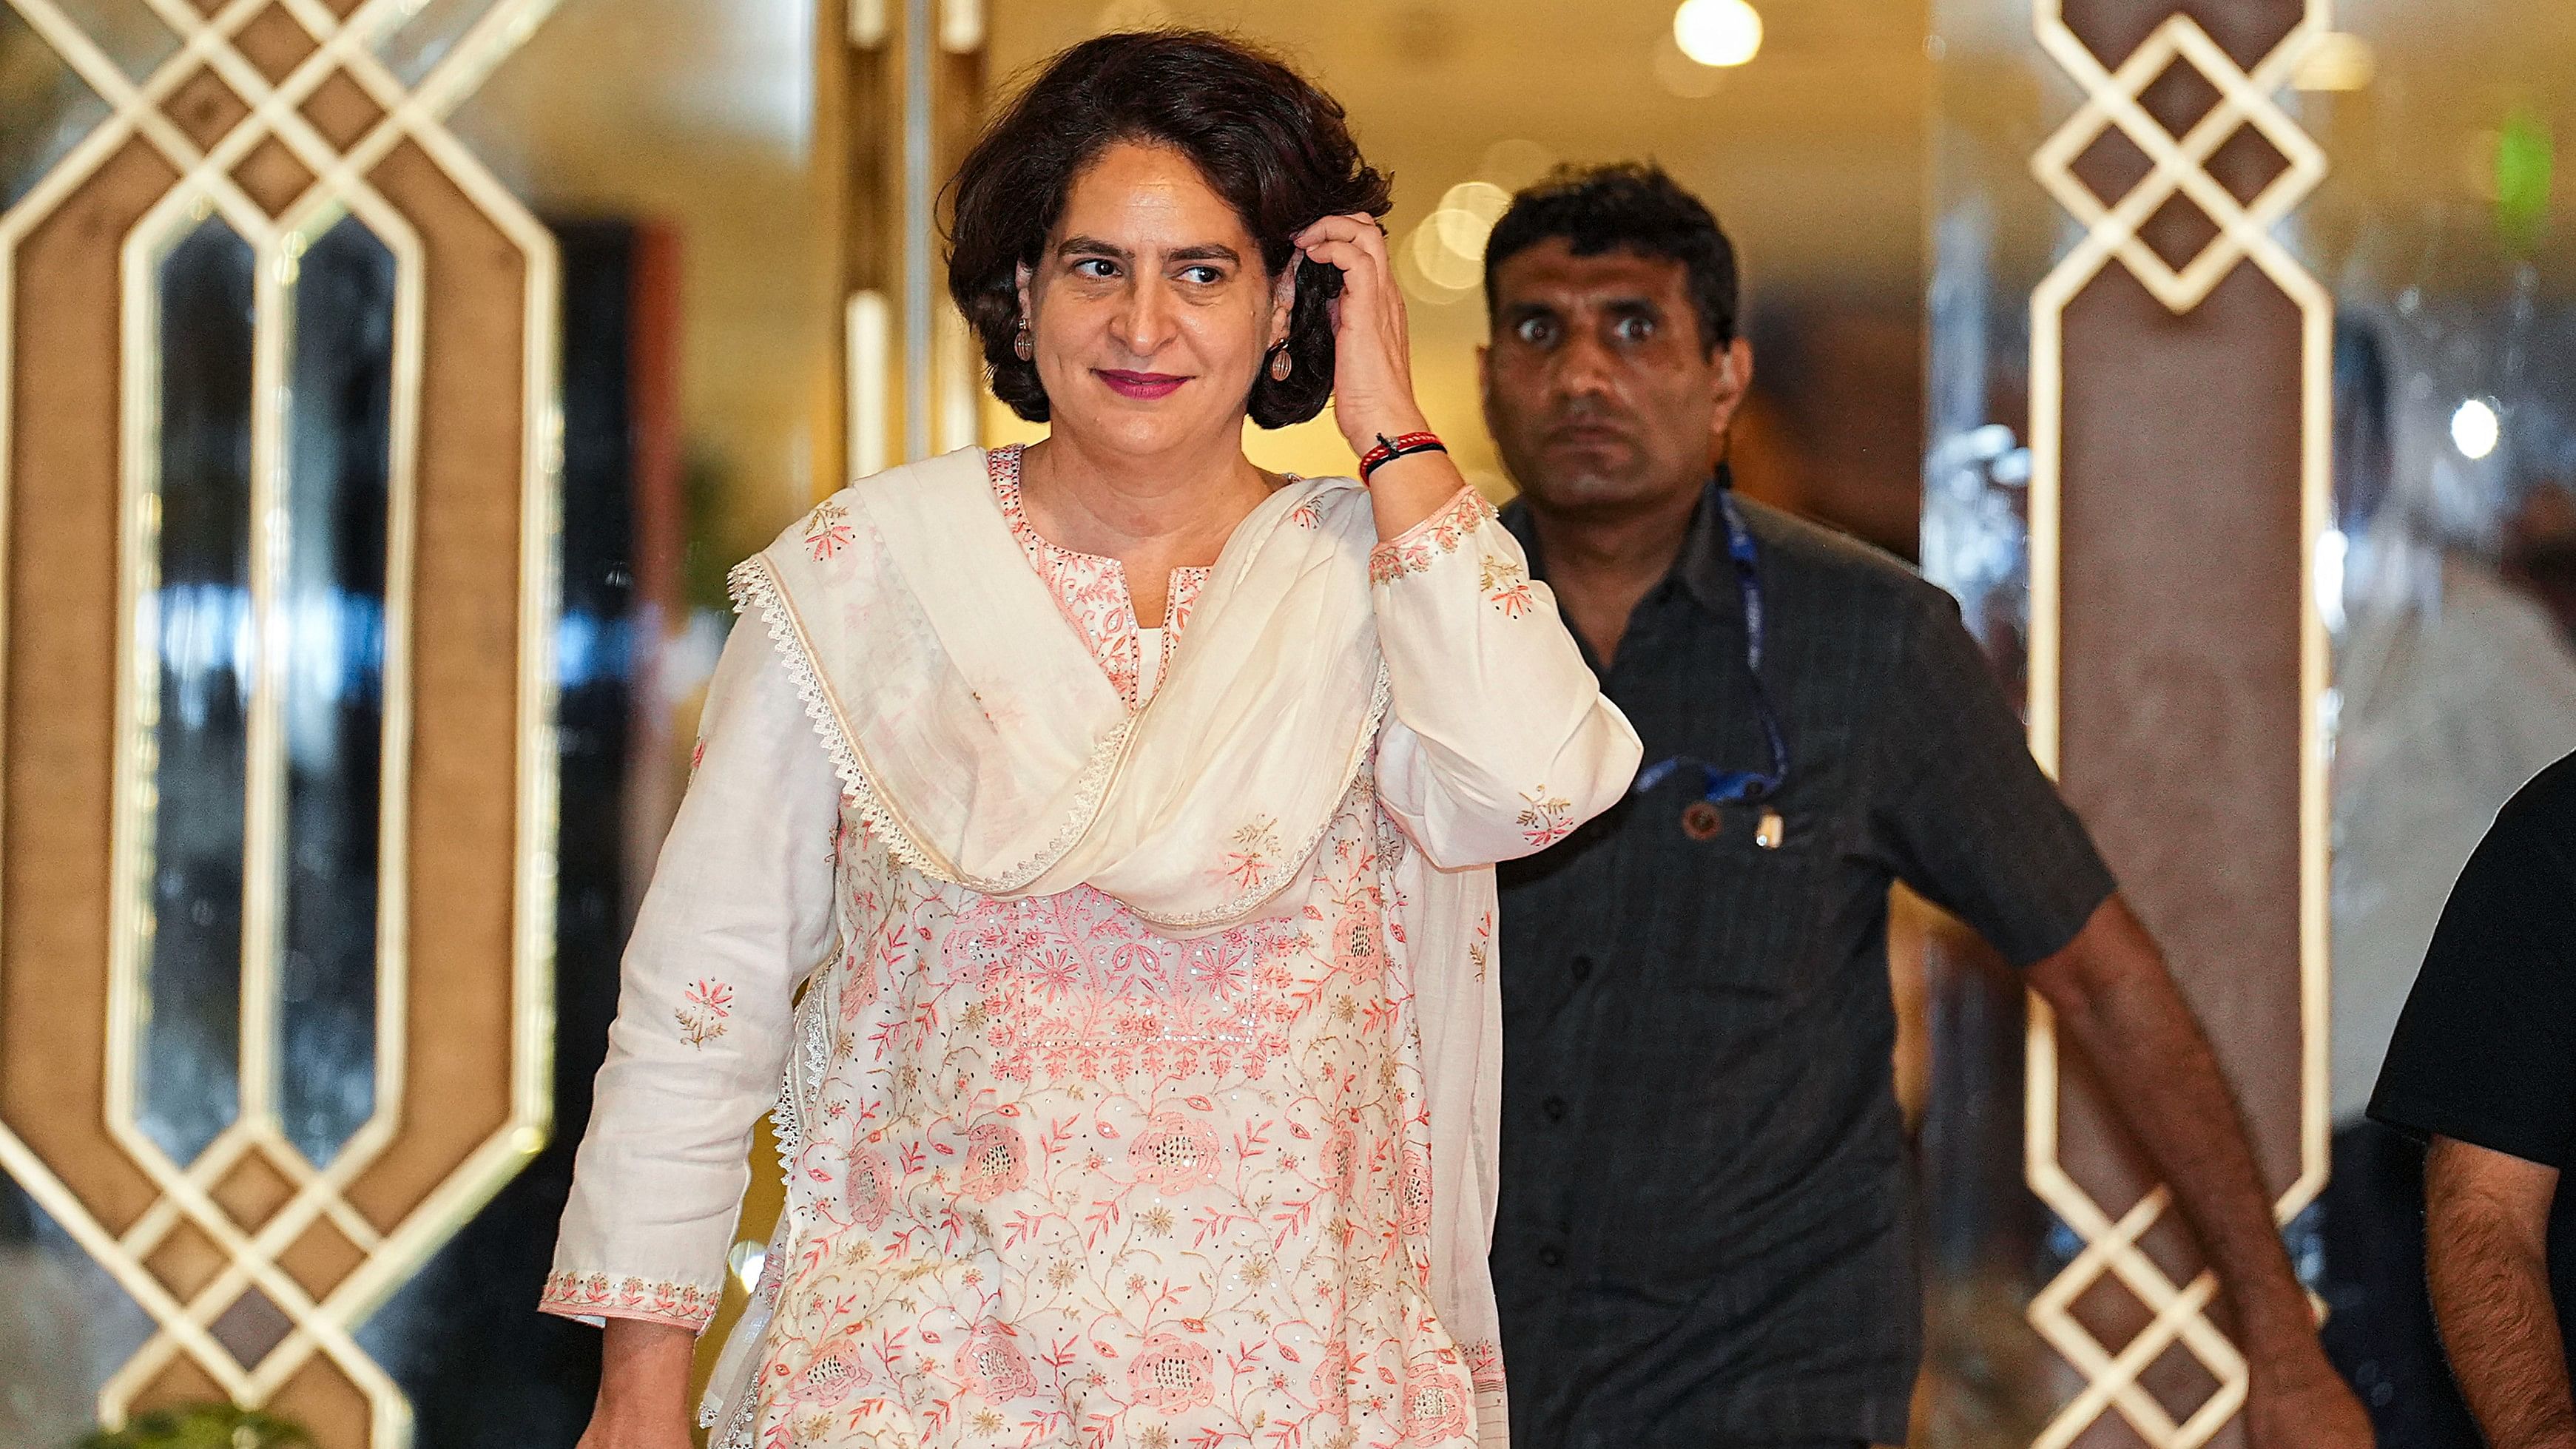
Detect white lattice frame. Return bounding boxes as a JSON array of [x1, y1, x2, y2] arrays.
[[2023, 5, 2335, 1448], [0, 0, 562, 1439]]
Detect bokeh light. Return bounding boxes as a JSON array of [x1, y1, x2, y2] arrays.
[[1673, 0, 1761, 68], [2452, 397, 2501, 460]]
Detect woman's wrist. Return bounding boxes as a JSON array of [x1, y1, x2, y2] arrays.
[[1338, 404, 1430, 457], [1358, 430, 1446, 482], [593, 1317, 697, 1424]]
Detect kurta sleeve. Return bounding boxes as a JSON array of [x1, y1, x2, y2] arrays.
[[1371, 486, 1641, 869], [540, 617, 843, 1332]]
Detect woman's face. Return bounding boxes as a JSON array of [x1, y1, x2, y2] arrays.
[[1020, 140, 1292, 458]]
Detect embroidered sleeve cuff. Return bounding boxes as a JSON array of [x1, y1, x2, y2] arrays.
[[539, 1269, 723, 1332], [1369, 486, 1495, 584]]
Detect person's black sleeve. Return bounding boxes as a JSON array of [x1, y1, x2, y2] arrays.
[[1865, 584, 2118, 967], [2368, 754, 2576, 1169]]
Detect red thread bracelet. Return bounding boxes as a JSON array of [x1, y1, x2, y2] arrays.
[[1359, 430, 1445, 481]]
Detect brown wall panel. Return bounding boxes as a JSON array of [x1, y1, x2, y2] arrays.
[[2058, 260, 2307, 1203], [2026, 2, 2327, 1443], [2, 137, 183, 1237], [341, 138, 530, 1232]]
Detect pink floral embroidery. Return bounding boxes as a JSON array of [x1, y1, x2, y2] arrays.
[[1464, 1337, 1506, 1392], [1517, 788, 1576, 848], [1320, 1122, 1359, 1198], [675, 978, 733, 1048], [802, 497, 855, 561], [947, 888, 1298, 1081], [1401, 1373, 1471, 1443], [1312, 1339, 1356, 1418], [1369, 486, 1495, 584], [1480, 553, 1537, 617], [689, 737, 707, 774], [954, 1320, 1040, 1400], [991, 444, 1206, 709], [1131, 1109, 1221, 1191], [1397, 1143, 1435, 1235], [959, 1119, 1027, 1200], [1128, 1333, 1216, 1411], [786, 1336, 871, 1409], [1329, 880, 1384, 978], [539, 1269, 719, 1330], [846, 1146, 894, 1229], [1223, 816, 1281, 891], [1287, 496, 1325, 529]]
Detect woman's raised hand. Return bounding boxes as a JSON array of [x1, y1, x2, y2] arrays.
[[1294, 212, 1472, 538], [1294, 213, 1432, 456]]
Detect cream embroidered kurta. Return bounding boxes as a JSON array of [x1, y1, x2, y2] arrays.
[[545, 446, 1638, 1448]]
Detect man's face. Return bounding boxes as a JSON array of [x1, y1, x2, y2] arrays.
[[1480, 238, 1751, 517]]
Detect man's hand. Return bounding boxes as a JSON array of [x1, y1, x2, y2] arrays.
[[2031, 895, 2372, 1447]]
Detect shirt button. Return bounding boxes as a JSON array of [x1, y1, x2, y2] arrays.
[[1539, 1245, 1565, 1268], [1542, 1096, 1568, 1122], [1570, 953, 1594, 982]]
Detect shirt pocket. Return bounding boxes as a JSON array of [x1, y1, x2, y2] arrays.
[[1616, 791, 1825, 1004]]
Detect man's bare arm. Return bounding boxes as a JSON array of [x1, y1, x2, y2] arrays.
[[2424, 1135, 2574, 1449], [2028, 894, 2370, 1448]]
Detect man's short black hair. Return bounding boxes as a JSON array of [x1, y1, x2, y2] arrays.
[[1483, 162, 1738, 354]]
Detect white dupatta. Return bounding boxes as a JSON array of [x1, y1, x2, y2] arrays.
[[727, 445, 1390, 930]]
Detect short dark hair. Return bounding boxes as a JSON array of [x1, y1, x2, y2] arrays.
[[946, 30, 1392, 428], [1483, 162, 1739, 354]]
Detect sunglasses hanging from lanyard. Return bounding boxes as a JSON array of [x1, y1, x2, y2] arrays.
[[1630, 476, 1789, 849]]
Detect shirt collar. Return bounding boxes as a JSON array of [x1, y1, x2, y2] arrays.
[[1500, 473, 1739, 619]]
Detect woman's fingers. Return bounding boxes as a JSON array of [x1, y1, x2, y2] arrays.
[[1292, 212, 1382, 247], [1295, 214, 1392, 275], [1297, 237, 1380, 280], [1292, 212, 1424, 447]]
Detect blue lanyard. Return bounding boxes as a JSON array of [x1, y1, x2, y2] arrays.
[[1631, 482, 1791, 808]]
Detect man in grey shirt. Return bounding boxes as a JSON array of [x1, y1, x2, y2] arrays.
[[1480, 163, 2369, 1449]]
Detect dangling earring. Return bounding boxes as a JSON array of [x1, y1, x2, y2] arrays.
[[1013, 320, 1033, 361], [1267, 344, 1292, 382]]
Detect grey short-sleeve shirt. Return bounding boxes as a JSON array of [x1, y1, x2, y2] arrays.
[[1492, 482, 2117, 1448]]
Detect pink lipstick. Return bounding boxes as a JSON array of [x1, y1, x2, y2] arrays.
[[1096, 368, 1187, 400]]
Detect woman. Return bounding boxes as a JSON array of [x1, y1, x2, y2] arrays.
[[544, 31, 1638, 1449]]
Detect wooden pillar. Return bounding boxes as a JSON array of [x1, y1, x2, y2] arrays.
[[2021, 4, 2332, 1446], [838, 0, 987, 485]]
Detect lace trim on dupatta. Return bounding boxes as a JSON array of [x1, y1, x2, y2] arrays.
[[727, 551, 1141, 897], [727, 477, 1396, 930]]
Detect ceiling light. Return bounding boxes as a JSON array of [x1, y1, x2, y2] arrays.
[[1674, 0, 1761, 68], [2452, 398, 2500, 460]]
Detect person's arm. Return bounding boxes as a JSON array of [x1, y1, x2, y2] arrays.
[[1292, 209, 1639, 865], [576, 1323, 698, 1449], [1289, 212, 1477, 543], [2370, 759, 2576, 1446], [2424, 1135, 2575, 1448], [2029, 897, 2373, 1448], [1861, 587, 2367, 1445], [542, 616, 843, 1445]]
